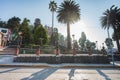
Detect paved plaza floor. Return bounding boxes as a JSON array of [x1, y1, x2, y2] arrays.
[[0, 67, 120, 80]]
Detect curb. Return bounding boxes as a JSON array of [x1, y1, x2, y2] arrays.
[[0, 64, 50, 68], [0, 64, 120, 68]]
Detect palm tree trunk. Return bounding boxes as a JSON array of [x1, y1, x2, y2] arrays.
[[67, 22, 71, 50], [52, 11, 54, 33], [107, 28, 110, 38], [51, 11, 54, 45], [113, 27, 120, 52]]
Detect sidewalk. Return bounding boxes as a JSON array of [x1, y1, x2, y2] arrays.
[[0, 55, 120, 68]]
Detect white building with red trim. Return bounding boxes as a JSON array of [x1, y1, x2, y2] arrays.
[[0, 28, 11, 47]]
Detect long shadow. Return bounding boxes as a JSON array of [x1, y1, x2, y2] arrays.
[[68, 68, 75, 80], [97, 69, 111, 80], [0, 68, 19, 74], [21, 68, 58, 80]]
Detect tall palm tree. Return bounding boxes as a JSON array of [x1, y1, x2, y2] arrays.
[[101, 5, 120, 52], [57, 0, 80, 50], [49, 0, 57, 45]]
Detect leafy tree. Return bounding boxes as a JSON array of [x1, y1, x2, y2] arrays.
[[6, 16, 21, 33], [112, 27, 120, 40], [33, 25, 49, 45], [57, 0, 80, 50], [105, 38, 114, 49], [19, 18, 30, 44], [52, 28, 58, 46], [28, 25, 34, 44], [85, 40, 91, 49], [100, 5, 120, 52], [33, 18, 41, 33], [0, 20, 6, 28], [90, 42, 96, 50], [58, 33, 65, 47], [79, 32, 86, 51], [85, 40, 96, 51], [49, 0, 57, 45], [73, 40, 79, 50]]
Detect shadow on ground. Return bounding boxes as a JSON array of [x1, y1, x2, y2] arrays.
[[21, 68, 58, 80]]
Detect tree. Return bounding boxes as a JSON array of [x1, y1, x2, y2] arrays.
[[100, 5, 120, 52], [33, 25, 49, 45], [73, 40, 79, 50], [52, 28, 59, 46], [58, 33, 65, 47], [28, 25, 34, 44], [0, 20, 6, 28], [49, 0, 57, 45], [6, 16, 21, 33], [33, 18, 41, 33], [85, 40, 91, 49], [85, 40, 96, 51], [57, 0, 80, 50], [90, 42, 96, 50], [19, 18, 30, 44], [79, 32, 86, 51], [105, 38, 114, 49], [112, 27, 120, 40]]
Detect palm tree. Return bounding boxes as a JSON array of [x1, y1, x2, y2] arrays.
[[49, 0, 57, 45], [57, 0, 80, 50], [101, 5, 120, 52]]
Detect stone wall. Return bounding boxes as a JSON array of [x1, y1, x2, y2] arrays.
[[14, 55, 110, 64]]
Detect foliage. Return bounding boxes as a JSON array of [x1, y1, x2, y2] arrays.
[[58, 33, 65, 47], [105, 38, 114, 49], [73, 40, 79, 50], [79, 32, 96, 51], [100, 5, 120, 52], [19, 18, 31, 44], [50, 28, 59, 46], [112, 27, 120, 40], [57, 0, 80, 50], [6, 16, 21, 33], [33, 18, 41, 33], [85, 40, 96, 51], [33, 25, 49, 45], [0, 20, 6, 28], [28, 25, 34, 44], [79, 32, 86, 50], [49, 1, 57, 12]]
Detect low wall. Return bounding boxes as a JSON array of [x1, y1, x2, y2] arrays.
[[14, 55, 110, 64]]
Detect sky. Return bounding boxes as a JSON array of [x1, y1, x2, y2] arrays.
[[0, 0, 120, 49]]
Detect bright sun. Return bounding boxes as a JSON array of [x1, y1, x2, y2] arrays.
[[71, 20, 87, 40], [71, 20, 87, 31]]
